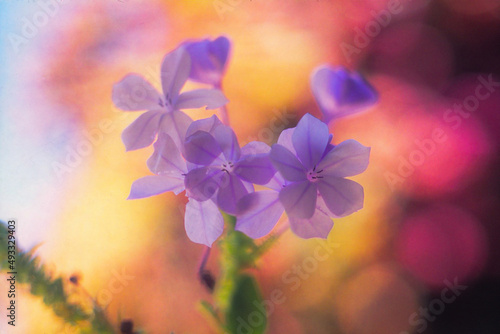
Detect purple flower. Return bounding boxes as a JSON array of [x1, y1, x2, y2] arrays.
[[112, 47, 228, 151], [184, 116, 276, 215], [184, 36, 231, 87], [127, 133, 187, 199], [271, 114, 369, 218], [311, 65, 378, 122], [236, 114, 370, 239], [127, 131, 224, 247]]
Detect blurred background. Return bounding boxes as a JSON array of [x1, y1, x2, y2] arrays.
[[1, 0, 500, 333]]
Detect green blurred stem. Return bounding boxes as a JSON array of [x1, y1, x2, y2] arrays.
[[201, 213, 282, 333]]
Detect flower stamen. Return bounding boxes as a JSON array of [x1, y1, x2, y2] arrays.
[[307, 166, 324, 182]]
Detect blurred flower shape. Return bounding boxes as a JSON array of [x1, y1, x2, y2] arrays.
[[311, 65, 378, 122], [112, 47, 228, 151], [183, 36, 231, 87], [236, 114, 370, 239], [184, 116, 276, 216], [128, 131, 224, 247]]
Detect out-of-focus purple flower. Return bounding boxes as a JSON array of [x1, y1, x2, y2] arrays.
[[237, 114, 370, 239], [311, 65, 378, 122], [112, 47, 228, 151], [184, 36, 231, 87], [184, 116, 276, 215], [127, 131, 224, 247]]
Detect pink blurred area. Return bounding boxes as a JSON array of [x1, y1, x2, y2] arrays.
[[396, 205, 488, 289], [2, 0, 500, 333]]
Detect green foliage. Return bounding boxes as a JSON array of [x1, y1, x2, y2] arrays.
[[226, 275, 267, 334], [200, 214, 277, 334], [0, 221, 115, 333]]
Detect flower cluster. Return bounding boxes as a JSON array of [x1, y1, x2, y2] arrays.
[[112, 36, 377, 247]]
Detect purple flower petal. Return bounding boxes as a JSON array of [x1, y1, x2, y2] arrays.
[[241, 179, 255, 194], [317, 139, 370, 177], [317, 192, 338, 218], [213, 125, 241, 162], [185, 36, 230, 86], [112, 74, 163, 111], [216, 173, 249, 215], [234, 154, 275, 185], [184, 199, 224, 247], [147, 133, 187, 175], [185, 40, 214, 81], [186, 115, 223, 138], [184, 131, 223, 166], [209, 36, 231, 69], [236, 191, 284, 238], [176, 89, 228, 110], [128, 174, 185, 199], [264, 172, 286, 192], [161, 47, 191, 102], [241, 141, 271, 155], [317, 176, 364, 217], [185, 167, 223, 201], [269, 144, 306, 182], [121, 110, 162, 151], [289, 204, 334, 239], [158, 110, 193, 151], [311, 65, 378, 122], [292, 113, 329, 170], [277, 127, 296, 154], [279, 180, 317, 219]]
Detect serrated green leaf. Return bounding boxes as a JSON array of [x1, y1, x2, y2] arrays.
[[0, 220, 115, 333]]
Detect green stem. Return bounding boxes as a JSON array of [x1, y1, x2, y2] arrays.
[[200, 214, 277, 333]]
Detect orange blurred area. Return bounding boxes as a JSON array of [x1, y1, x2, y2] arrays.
[[1, 0, 500, 333]]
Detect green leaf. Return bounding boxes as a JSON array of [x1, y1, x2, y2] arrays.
[[226, 275, 267, 334]]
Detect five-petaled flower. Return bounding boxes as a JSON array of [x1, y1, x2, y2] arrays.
[[311, 65, 378, 123], [184, 116, 276, 215], [112, 47, 228, 151], [236, 113, 370, 239]]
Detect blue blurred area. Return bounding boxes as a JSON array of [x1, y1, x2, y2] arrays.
[[0, 2, 9, 120], [0, 2, 14, 199], [0, 2, 61, 250]]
